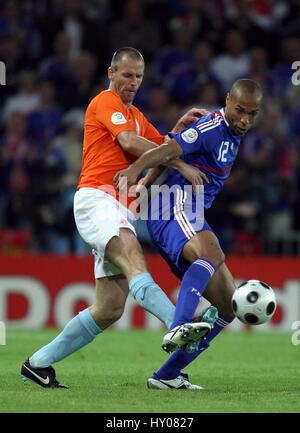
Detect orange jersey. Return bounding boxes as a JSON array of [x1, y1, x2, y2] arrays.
[[78, 89, 164, 205]]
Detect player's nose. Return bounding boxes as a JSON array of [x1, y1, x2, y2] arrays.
[[130, 76, 138, 86], [240, 115, 251, 126]]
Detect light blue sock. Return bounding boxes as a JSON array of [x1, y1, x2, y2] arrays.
[[129, 272, 175, 329], [29, 308, 102, 368]]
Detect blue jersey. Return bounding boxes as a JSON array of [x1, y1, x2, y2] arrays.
[[166, 108, 242, 208], [147, 108, 243, 279]]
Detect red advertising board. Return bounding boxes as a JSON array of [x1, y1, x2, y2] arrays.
[[0, 255, 299, 330]]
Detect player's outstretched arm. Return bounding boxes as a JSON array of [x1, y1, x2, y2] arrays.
[[117, 131, 159, 157], [114, 139, 209, 190], [134, 160, 209, 194], [114, 139, 182, 188]]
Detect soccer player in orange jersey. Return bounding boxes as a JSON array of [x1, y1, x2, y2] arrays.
[[21, 47, 208, 388]]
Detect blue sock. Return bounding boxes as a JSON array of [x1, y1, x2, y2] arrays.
[[170, 259, 216, 329], [155, 313, 232, 380], [29, 308, 102, 368], [129, 272, 175, 329]]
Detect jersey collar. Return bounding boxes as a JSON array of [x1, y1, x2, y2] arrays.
[[219, 108, 230, 127]]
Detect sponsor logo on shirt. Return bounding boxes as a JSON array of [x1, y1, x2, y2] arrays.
[[181, 128, 198, 144], [111, 112, 127, 125]]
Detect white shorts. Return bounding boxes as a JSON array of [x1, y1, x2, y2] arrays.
[[74, 188, 137, 279]]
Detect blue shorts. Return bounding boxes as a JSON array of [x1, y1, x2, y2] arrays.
[[147, 186, 213, 280]]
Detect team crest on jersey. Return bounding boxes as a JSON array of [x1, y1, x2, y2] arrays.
[[111, 112, 127, 125], [181, 128, 198, 143]]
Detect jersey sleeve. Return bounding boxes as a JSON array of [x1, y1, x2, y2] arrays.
[[95, 91, 136, 138], [168, 125, 209, 155], [142, 116, 165, 145]]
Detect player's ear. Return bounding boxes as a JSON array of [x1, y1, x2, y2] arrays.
[[225, 92, 231, 108], [108, 66, 115, 81]]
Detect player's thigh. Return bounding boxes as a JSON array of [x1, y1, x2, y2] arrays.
[[182, 230, 225, 267], [75, 188, 144, 278], [105, 228, 148, 277], [118, 227, 147, 269], [204, 262, 236, 319]]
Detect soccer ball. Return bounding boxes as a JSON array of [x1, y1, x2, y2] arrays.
[[232, 280, 277, 325]]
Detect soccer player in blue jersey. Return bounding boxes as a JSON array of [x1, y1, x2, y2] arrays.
[[115, 79, 263, 389]]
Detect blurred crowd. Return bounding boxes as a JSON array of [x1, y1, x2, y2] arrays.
[[1, 0, 300, 256]]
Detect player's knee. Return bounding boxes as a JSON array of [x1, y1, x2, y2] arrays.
[[92, 305, 124, 324], [183, 235, 225, 269], [216, 250, 225, 268], [206, 248, 225, 269], [107, 307, 124, 323]]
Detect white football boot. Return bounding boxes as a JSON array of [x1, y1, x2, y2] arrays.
[[161, 321, 211, 353], [147, 373, 202, 390]]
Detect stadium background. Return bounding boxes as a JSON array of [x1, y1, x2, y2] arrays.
[[1, 0, 300, 333]]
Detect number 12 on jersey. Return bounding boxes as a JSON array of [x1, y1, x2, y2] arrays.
[[217, 141, 230, 162]]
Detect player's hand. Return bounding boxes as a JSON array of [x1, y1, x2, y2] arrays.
[[175, 108, 211, 131], [136, 167, 164, 191], [176, 162, 209, 192], [114, 166, 140, 192], [135, 176, 149, 191]]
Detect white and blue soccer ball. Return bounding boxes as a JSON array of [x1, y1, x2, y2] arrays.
[[232, 280, 277, 325]]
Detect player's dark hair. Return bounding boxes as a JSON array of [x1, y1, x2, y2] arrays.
[[111, 47, 144, 70], [230, 79, 263, 100]]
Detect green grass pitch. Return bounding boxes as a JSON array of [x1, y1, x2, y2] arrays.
[[1, 329, 299, 413]]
